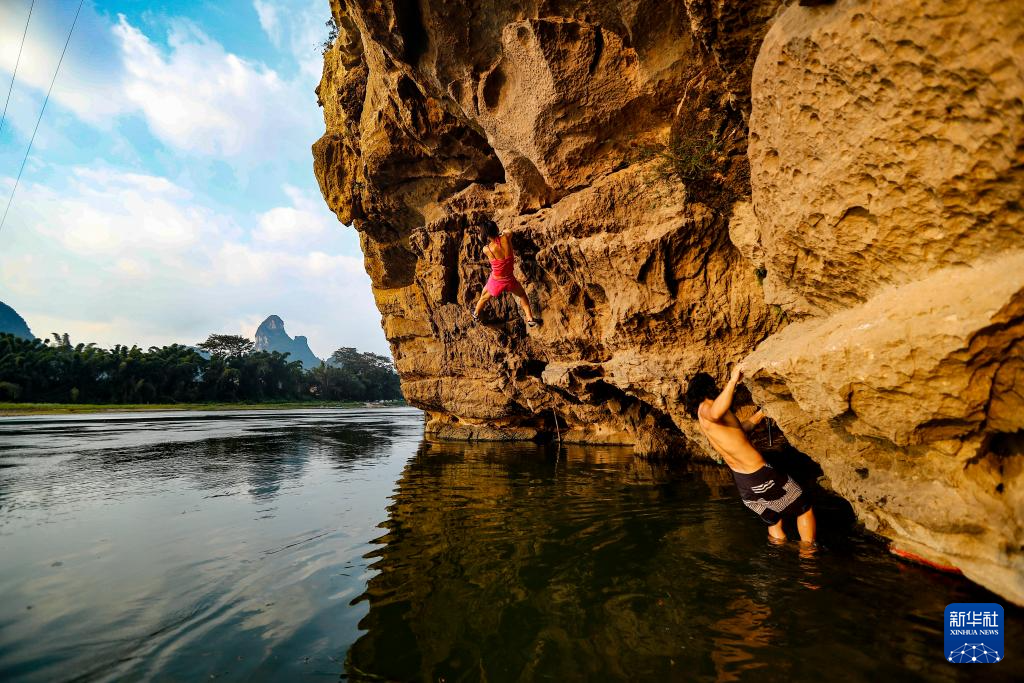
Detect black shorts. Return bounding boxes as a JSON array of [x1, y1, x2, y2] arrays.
[[731, 464, 812, 525]]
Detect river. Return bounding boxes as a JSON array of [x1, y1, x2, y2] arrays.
[[0, 408, 1017, 681]]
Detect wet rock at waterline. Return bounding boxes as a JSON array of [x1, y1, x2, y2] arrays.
[[312, 0, 1024, 603]]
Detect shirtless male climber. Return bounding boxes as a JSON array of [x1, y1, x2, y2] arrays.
[[686, 366, 816, 543]]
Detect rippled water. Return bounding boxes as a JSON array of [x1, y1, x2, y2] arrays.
[[0, 408, 1018, 681]]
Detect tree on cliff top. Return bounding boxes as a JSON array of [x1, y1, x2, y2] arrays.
[[197, 334, 254, 358]]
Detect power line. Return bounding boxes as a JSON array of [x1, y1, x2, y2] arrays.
[[0, 0, 84, 236], [0, 0, 36, 138]]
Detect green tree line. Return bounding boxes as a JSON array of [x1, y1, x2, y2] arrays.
[[0, 333, 403, 404]]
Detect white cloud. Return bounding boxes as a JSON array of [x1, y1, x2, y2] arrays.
[[112, 15, 312, 158], [253, 185, 332, 244], [0, 167, 386, 357], [255, 206, 325, 243], [74, 167, 191, 198], [253, 1, 281, 46], [252, 0, 331, 80], [0, 1, 129, 127], [22, 167, 225, 257], [0, 6, 321, 161], [114, 257, 148, 279]]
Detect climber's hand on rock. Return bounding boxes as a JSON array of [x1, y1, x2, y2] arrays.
[[730, 365, 743, 385]]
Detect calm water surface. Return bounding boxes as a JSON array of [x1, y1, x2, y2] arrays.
[[0, 408, 1018, 681]]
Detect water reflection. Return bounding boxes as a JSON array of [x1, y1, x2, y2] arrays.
[[709, 597, 775, 681], [1, 412, 1020, 682], [0, 409, 422, 682], [349, 438, 1021, 682]]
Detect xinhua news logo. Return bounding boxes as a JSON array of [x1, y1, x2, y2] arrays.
[[945, 603, 1003, 663]]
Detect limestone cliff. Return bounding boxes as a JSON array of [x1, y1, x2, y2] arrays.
[[734, 0, 1024, 605], [313, 0, 1024, 603]]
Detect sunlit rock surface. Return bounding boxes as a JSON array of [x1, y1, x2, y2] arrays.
[[313, 0, 778, 448], [313, 0, 1024, 602], [736, 0, 1024, 605]]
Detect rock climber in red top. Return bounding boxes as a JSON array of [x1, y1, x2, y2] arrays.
[[471, 219, 538, 327]]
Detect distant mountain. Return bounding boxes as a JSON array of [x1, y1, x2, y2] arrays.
[[0, 301, 33, 340], [253, 315, 321, 369], [186, 345, 212, 360]]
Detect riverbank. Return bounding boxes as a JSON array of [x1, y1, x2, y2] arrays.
[[0, 401, 405, 416]]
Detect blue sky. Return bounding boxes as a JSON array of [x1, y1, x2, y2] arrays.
[[0, 0, 389, 358]]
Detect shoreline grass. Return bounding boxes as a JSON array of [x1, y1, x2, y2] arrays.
[[0, 401, 406, 416]]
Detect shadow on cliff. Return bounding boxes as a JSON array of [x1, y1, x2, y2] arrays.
[[754, 427, 858, 536]]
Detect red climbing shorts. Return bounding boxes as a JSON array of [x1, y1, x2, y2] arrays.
[[485, 276, 526, 297]]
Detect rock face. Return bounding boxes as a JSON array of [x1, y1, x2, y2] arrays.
[[253, 315, 322, 369], [0, 301, 33, 340], [312, 0, 1024, 602], [735, 0, 1024, 604], [314, 0, 780, 448]]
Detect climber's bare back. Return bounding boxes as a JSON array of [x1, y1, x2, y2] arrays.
[[482, 233, 511, 260], [697, 403, 767, 474]]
